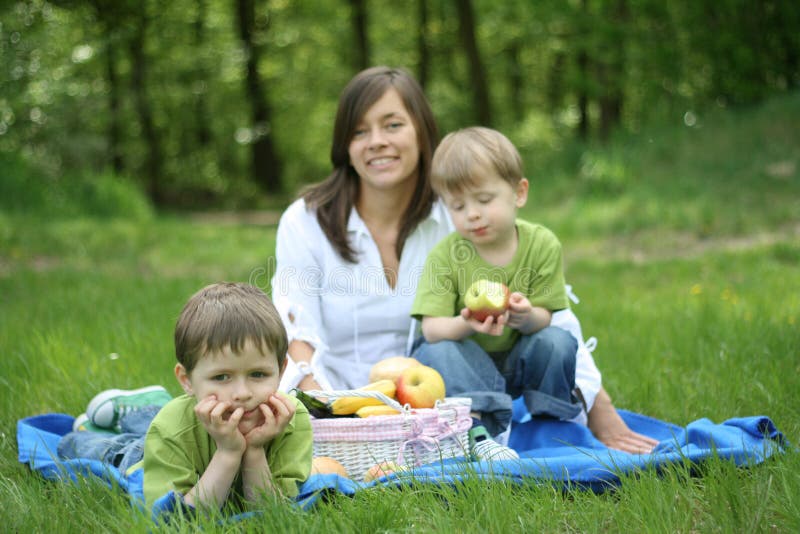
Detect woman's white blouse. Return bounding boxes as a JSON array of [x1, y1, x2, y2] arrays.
[[272, 198, 453, 391]]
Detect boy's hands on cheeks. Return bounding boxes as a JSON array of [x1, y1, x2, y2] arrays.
[[194, 395, 247, 455], [243, 393, 296, 450], [460, 307, 507, 336]]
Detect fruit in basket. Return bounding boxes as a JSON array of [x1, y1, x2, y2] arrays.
[[311, 456, 349, 478], [395, 365, 446, 408], [464, 279, 510, 322], [329, 379, 397, 415], [356, 405, 401, 417], [368, 356, 421, 383], [363, 461, 406, 482], [292, 389, 339, 418]]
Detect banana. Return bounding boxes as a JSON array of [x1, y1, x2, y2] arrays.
[[356, 405, 401, 418], [329, 379, 397, 415]]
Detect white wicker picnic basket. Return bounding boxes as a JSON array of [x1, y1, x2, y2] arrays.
[[305, 390, 472, 481]]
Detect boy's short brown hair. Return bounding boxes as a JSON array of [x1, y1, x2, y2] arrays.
[[174, 282, 288, 373], [431, 126, 524, 194]]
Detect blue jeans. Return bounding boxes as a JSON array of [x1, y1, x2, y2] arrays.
[[57, 405, 161, 474], [411, 326, 581, 436]]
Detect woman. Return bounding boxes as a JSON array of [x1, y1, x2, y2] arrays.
[[271, 66, 657, 454]]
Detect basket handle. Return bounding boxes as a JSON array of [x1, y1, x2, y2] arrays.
[[305, 389, 407, 413]]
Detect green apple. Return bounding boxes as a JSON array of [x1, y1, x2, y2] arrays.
[[464, 279, 510, 322]]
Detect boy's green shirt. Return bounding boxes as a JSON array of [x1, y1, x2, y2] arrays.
[[139, 393, 312, 509], [411, 220, 569, 354]]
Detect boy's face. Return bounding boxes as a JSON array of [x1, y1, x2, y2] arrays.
[[175, 339, 285, 434], [441, 165, 528, 253]]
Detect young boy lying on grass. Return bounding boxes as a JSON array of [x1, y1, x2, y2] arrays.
[[58, 282, 312, 514]]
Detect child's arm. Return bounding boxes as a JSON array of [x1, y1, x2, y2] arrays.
[[241, 393, 296, 502], [421, 309, 507, 342], [183, 396, 247, 509], [506, 292, 552, 335]]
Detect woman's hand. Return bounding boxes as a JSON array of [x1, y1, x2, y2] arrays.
[[289, 340, 323, 391], [298, 374, 323, 391]]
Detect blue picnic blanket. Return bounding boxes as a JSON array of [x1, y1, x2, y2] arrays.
[[17, 408, 788, 515]]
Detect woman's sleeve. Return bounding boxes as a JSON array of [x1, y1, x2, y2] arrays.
[[271, 202, 333, 390]]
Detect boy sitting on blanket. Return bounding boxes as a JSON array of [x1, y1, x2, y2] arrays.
[[411, 127, 583, 457], [58, 282, 312, 513]]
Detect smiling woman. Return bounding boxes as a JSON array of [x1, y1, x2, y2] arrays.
[[271, 66, 444, 392]]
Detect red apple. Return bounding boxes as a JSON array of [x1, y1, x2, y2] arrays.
[[369, 356, 421, 383], [464, 279, 510, 322], [395, 365, 446, 408]]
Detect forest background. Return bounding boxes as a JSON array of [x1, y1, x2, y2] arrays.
[[3, 0, 799, 208]]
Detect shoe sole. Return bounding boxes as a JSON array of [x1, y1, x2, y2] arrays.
[[87, 385, 168, 427], [72, 413, 89, 432]]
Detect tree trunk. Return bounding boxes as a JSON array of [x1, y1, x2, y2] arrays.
[[546, 50, 566, 114], [349, 0, 369, 71], [89, 1, 125, 175], [507, 38, 524, 120], [235, 0, 282, 194], [455, 0, 492, 126], [577, 50, 589, 140], [597, 0, 627, 142], [194, 0, 211, 148], [576, 0, 590, 140], [417, 0, 429, 89], [129, 5, 164, 204], [104, 30, 123, 175]]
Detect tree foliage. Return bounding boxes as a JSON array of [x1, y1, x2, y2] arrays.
[[1, 0, 797, 207]]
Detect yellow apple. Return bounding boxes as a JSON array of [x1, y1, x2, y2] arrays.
[[368, 356, 422, 383], [311, 456, 349, 478], [395, 365, 446, 408], [464, 279, 510, 322], [363, 461, 405, 482]]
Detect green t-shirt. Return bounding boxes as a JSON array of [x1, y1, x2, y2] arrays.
[[141, 393, 312, 509], [411, 220, 569, 354]]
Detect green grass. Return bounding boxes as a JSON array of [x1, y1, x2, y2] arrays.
[[1, 93, 799, 531]]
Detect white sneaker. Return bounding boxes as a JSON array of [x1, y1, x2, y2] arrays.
[[87, 386, 172, 429], [469, 426, 519, 461]]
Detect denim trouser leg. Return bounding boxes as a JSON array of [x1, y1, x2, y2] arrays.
[[503, 326, 582, 420], [57, 405, 161, 473], [411, 339, 513, 437]]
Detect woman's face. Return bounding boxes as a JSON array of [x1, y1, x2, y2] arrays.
[[348, 88, 420, 194]]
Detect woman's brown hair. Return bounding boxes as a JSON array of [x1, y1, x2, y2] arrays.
[[302, 66, 439, 263]]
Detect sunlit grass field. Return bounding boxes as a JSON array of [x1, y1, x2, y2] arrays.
[[1, 94, 799, 531]]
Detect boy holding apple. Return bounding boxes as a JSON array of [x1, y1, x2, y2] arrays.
[[410, 127, 582, 459]]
